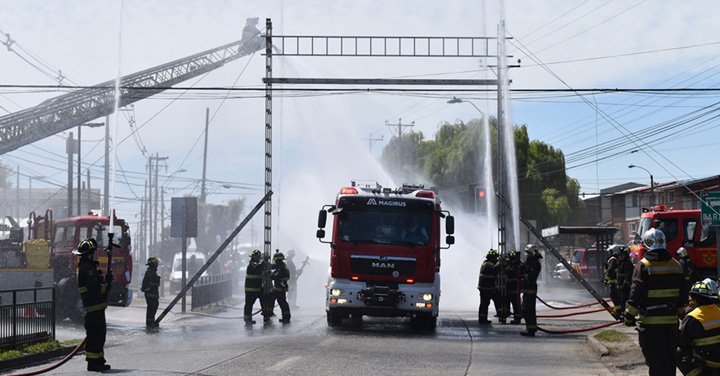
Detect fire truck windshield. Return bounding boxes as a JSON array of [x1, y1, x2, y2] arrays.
[[94, 225, 123, 248], [337, 208, 432, 246]]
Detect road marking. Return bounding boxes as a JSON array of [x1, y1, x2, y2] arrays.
[[318, 337, 338, 347], [267, 356, 301, 371]]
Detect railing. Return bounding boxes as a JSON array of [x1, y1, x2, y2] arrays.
[[0, 287, 55, 349], [191, 274, 232, 311]]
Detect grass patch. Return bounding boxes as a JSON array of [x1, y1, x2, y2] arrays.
[[0, 339, 76, 361], [594, 330, 629, 343], [60, 338, 84, 346]]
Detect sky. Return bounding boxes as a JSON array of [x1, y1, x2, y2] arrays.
[[2, 1, 720, 306]]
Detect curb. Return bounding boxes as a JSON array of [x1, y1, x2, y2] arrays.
[[586, 335, 610, 357], [0, 345, 79, 374]]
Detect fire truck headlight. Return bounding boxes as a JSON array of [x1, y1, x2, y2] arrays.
[[415, 302, 433, 308], [419, 293, 433, 301], [330, 289, 344, 296]]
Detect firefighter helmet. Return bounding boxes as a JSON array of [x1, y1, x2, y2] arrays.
[[689, 279, 719, 301], [486, 249, 498, 259], [642, 228, 666, 251], [676, 247, 689, 258], [273, 251, 286, 262], [508, 251, 519, 260], [287, 248, 296, 259], [146, 257, 162, 266], [607, 244, 628, 257], [72, 238, 98, 255], [250, 249, 262, 260], [525, 244, 539, 254]]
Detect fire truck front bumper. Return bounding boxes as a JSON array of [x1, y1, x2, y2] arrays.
[[326, 279, 439, 317]]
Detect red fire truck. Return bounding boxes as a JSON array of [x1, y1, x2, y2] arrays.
[[27, 210, 134, 320], [630, 205, 717, 276], [316, 182, 455, 330]]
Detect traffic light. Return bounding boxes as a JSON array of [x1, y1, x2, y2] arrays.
[[468, 184, 485, 213]]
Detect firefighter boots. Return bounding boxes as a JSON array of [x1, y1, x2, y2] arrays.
[[87, 363, 111, 372], [520, 330, 536, 337]]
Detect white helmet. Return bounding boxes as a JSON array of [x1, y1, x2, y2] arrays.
[[642, 228, 666, 251]]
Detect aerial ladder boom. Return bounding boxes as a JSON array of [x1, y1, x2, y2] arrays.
[[0, 18, 263, 155]]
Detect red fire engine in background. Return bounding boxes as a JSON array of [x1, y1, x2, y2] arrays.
[[27, 209, 133, 320], [630, 205, 717, 277]]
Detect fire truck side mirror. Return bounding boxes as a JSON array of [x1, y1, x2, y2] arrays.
[[316, 229, 326, 239], [446, 235, 455, 245], [445, 215, 455, 234], [317, 209, 327, 229]]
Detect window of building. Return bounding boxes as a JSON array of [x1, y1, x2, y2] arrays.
[[668, 191, 675, 204]]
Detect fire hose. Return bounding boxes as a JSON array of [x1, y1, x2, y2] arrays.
[[537, 296, 612, 310], [535, 295, 623, 334], [7, 338, 87, 376]]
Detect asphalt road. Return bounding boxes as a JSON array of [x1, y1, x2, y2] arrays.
[[5, 289, 622, 376]]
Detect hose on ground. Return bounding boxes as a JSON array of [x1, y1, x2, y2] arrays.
[[537, 296, 611, 310], [7, 337, 87, 376], [538, 308, 606, 318], [537, 320, 623, 334]]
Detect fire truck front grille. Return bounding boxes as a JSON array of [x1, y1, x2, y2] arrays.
[[350, 255, 416, 277]]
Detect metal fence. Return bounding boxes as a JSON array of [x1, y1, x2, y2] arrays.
[[0, 287, 55, 349], [191, 273, 232, 311]]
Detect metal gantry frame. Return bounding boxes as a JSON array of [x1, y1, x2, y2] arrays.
[[260, 16, 507, 272]]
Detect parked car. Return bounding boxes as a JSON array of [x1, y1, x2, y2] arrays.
[[169, 251, 207, 295]]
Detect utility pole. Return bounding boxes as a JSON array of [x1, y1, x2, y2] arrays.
[[66, 132, 74, 218], [385, 118, 414, 171], [15, 166, 19, 219], [200, 108, 209, 203], [104, 115, 110, 216], [364, 132, 383, 152], [147, 154, 168, 258]]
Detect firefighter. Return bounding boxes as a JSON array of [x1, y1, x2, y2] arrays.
[[244, 249, 264, 325], [142, 257, 161, 328], [677, 247, 702, 286], [604, 245, 621, 311], [73, 238, 112, 372], [477, 249, 499, 324], [286, 249, 299, 309], [520, 243, 542, 336], [270, 251, 291, 324], [677, 279, 720, 376], [505, 250, 523, 324], [615, 245, 633, 316], [624, 228, 687, 376]]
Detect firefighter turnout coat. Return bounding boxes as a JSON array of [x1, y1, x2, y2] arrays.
[[678, 303, 720, 373]]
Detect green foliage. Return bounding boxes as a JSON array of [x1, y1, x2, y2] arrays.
[[380, 116, 586, 227], [594, 330, 629, 342], [155, 197, 246, 263], [0, 339, 62, 360]]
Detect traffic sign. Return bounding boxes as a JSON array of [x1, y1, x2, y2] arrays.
[[700, 192, 720, 226]]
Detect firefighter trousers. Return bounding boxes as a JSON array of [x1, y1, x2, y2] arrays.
[[478, 289, 496, 322], [508, 292, 522, 321], [244, 291, 263, 321], [269, 290, 291, 321], [637, 323, 678, 376], [84, 310, 107, 365], [617, 285, 630, 314], [521, 292, 537, 332], [145, 295, 159, 326], [609, 285, 620, 308]]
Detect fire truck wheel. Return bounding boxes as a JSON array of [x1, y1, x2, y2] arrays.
[[327, 309, 342, 327], [411, 314, 437, 332]]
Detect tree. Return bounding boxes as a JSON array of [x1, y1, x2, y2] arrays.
[[380, 117, 585, 227], [155, 197, 246, 274]]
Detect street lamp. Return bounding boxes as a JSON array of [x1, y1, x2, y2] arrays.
[[628, 164, 654, 207], [447, 96, 485, 117]]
